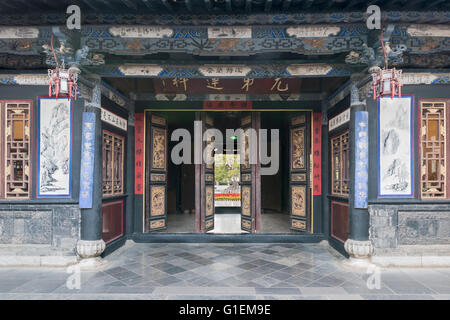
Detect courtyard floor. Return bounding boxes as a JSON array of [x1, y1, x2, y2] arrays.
[[0, 242, 449, 300]]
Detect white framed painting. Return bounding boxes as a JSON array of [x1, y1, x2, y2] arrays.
[[378, 96, 414, 198], [37, 97, 72, 198]]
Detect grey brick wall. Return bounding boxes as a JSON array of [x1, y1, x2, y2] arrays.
[[369, 204, 450, 248], [0, 204, 80, 253]]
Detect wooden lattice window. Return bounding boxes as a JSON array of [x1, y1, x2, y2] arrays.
[[331, 130, 349, 196], [1, 101, 31, 199], [420, 101, 449, 199], [102, 130, 124, 197]]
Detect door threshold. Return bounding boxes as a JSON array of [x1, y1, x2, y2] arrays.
[[132, 233, 325, 243]]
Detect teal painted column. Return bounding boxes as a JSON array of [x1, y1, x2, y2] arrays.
[[344, 83, 374, 267], [76, 77, 106, 266]]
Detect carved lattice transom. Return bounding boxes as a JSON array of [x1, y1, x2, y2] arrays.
[[331, 130, 349, 197], [102, 130, 124, 197], [4, 102, 31, 199], [420, 101, 447, 199]]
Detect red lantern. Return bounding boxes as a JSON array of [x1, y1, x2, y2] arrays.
[[48, 66, 78, 100], [371, 68, 402, 100], [47, 35, 78, 100]]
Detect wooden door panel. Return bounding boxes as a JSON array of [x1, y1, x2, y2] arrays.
[[239, 113, 257, 232], [202, 112, 215, 232], [289, 113, 310, 232], [145, 112, 168, 232]]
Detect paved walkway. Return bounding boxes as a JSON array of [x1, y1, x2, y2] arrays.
[[0, 242, 449, 300]]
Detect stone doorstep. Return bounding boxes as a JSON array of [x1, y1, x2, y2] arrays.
[[372, 256, 450, 267], [0, 255, 78, 267], [372, 245, 450, 267]]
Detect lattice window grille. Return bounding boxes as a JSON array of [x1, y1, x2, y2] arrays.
[[420, 101, 447, 199], [331, 131, 349, 197], [5, 102, 31, 199], [102, 130, 124, 197]]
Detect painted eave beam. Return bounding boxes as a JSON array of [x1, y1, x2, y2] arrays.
[[83, 61, 354, 78]]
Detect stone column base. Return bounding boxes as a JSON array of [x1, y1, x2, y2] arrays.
[[76, 239, 105, 258], [343, 239, 375, 269], [76, 240, 107, 269]]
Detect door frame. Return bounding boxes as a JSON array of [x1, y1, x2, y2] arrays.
[[142, 108, 314, 234]]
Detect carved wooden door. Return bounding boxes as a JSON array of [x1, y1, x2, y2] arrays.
[[289, 113, 310, 232], [239, 112, 261, 233], [145, 112, 168, 232], [199, 112, 216, 232]]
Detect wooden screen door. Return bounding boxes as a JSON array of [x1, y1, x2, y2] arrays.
[[289, 112, 310, 232], [197, 112, 216, 232], [145, 112, 168, 232], [240, 112, 261, 233]]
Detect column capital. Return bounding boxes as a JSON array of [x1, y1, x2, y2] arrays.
[[128, 100, 136, 127], [321, 99, 329, 124], [84, 78, 102, 109]]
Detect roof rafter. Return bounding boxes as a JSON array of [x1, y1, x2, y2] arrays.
[[225, 0, 233, 12], [185, 0, 194, 12], [282, 0, 292, 10], [204, 0, 213, 12], [141, 0, 155, 9], [120, 0, 138, 10], [264, 0, 273, 12], [245, 0, 252, 13], [161, 0, 174, 12], [81, 0, 102, 11]]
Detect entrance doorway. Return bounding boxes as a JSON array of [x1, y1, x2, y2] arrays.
[[209, 152, 243, 234], [197, 111, 259, 234], [260, 111, 311, 233], [143, 110, 312, 234], [144, 111, 196, 233]]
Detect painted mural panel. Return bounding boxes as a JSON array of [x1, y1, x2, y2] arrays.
[[291, 173, 306, 182], [150, 219, 165, 230], [241, 185, 251, 216], [241, 219, 251, 230], [292, 219, 306, 230], [205, 130, 215, 170], [241, 128, 251, 170], [150, 173, 166, 182], [378, 97, 413, 197], [206, 186, 214, 217], [150, 186, 165, 216], [37, 98, 72, 197]]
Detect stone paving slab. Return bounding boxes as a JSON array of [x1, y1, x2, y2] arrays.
[[0, 242, 449, 300]]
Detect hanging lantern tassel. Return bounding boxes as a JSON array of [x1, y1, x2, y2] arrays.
[[47, 35, 78, 101], [371, 28, 403, 100]]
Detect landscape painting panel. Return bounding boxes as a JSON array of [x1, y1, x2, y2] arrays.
[[38, 98, 72, 197], [379, 97, 413, 197]]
